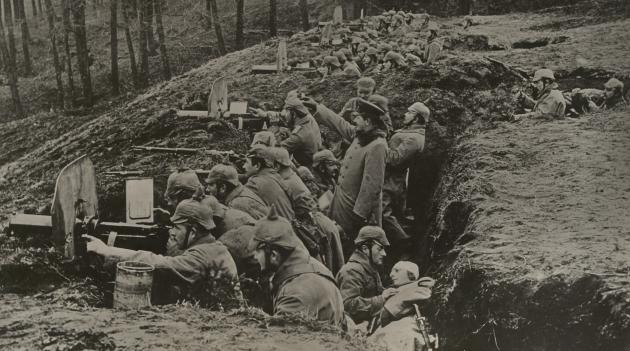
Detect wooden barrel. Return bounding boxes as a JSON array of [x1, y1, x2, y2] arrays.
[[113, 261, 154, 309]]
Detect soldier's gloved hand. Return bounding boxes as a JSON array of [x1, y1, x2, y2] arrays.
[[83, 235, 108, 255], [382, 287, 398, 300], [250, 108, 268, 118], [301, 97, 318, 112]]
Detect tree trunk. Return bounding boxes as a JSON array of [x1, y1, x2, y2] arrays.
[[0, 2, 24, 117], [145, 0, 156, 55], [121, 0, 138, 87], [137, 0, 149, 87], [154, 0, 169, 79], [43, 0, 63, 108], [299, 0, 309, 32], [37, 0, 41, 15], [16, 0, 33, 76], [30, 0, 36, 16], [268, 0, 276, 37], [61, 0, 75, 106], [3, 0, 17, 67], [110, 0, 119, 95], [205, 0, 211, 28], [209, 0, 225, 55], [235, 0, 243, 49], [71, 0, 93, 106]]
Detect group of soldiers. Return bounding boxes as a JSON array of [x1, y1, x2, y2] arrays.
[[78, 9, 628, 349], [316, 10, 442, 79], [84, 73, 433, 347]]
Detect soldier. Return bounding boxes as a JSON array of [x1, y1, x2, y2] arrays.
[[513, 68, 566, 121], [383, 51, 408, 69], [205, 164, 268, 220], [251, 95, 323, 168], [249, 207, 344, 324], [360, 47, 380, 72], [335, 49, 361, 77], [163, 169, 203, 211], [340, 77, 376, 119], [83, 193, 240, 306], [244, 145, 295, 221], [270, 147, 317, 219], [305, 97, 388, 244], [424, 23, 443, 65], [602, 78, 627, 109], [310, 149, 340, 200], [383, 102, 428, 253], [250, 131, 277, 147], [322, 55, 344, 77], [203, 195, 256, 238], [336, 226, 397, 325]]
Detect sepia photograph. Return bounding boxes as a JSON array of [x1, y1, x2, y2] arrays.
[[0, 0, 628, 350]]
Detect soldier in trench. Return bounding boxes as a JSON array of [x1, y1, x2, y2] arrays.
[[513, 68, 566, 121]]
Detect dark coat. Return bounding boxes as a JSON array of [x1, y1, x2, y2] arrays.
[[335, 251, 384, 324]]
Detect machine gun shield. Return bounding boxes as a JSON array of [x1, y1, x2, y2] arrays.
[[125, 177, 154, 224]]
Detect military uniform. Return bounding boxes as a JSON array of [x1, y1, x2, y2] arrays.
[[213, 206, 256, 238], [246, 168, 295, 221], [225, 184, 269, 220], [336, 250, 385, 324], [250, 207, 345, 324], [382, 124, 426, 243], [314, 103, 387, 240], [522, 87, 566, 119], [280, 114, 322, 169], [278, 166, 317, 217]]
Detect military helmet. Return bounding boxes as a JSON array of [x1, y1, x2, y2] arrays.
[[365, 47, 379, 57], [251, 130, 277, 147], [312, 149, 339, 168], [334, 50, 347, 63], [170, 196, 215, 230], [604, 77, 624, 91], [368, 94, 389, 113], [408, 102, 430, 122], [532, 68, 555, 82], [284, 95, 310, 116], [270, 147, 293, 168], [357, 77, 376, 89], [206, 164, 240, 187], [250, 205, 301, 250], [247, 144, 276, 168], [354, 226, 390, 246], [165, 169, 202, 200], [201, 194, 226, 218], [324, 55, 342, 67], [383, 51, 406, 65]]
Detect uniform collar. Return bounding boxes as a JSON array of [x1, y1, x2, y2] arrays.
[[272, 248, 333, 291], [349, 250, 380, 277], [225, 184, 245, 204]]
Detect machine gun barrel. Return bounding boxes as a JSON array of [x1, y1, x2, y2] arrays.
[[104, 170, 145, 176]]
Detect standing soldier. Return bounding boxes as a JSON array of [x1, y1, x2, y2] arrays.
[[205, 164, 269, 220], [249, 207, 344, 324], [383, 102, 428, 253], [305, 97, 389, 245], [244, 145, 295, 221], [336, 226, 397, 326], [251, 95, 322, 168]]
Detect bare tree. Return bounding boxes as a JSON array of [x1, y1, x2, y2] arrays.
[[3, 0, 17, 67], [205, 0, 211, 28], [61, 0, 75, 106], [299, 0, 309, 32], [121, 0, 138, 87], [43, 0, 63, 108], [37, 0, 41, 15], [137, 0, 149, 87], [0, 1, 23, 117], [110, 0, 119, 95], [209, 0, 225, 55], [145, 0, 156, 55], [71, 0, 93, 106], [30, 0, 36, 16], [16, 0, 33, 75], [235, 0, 243, 49], [269, 0, 277, 37], [154, 0, 169, 79]]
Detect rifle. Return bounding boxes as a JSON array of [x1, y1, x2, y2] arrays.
[[414, 304, 438, 351], [484, 56, 529, 82], [132, 146, 244, 160], [103, 170, 145, 177]]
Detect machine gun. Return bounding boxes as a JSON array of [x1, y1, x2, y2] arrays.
[[131, 146, 246, 166], [413, 304, 439, 351], [8, 156, 170, 265]]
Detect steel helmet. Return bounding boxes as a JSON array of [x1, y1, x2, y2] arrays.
[[170, 196, 215, 231], [206, 164, 240, 187], [165, 169, 202, 200], [247, 144, 276, 168], [532, 68, 555, 82], [270, 147, 293, 168], [251, 131, 277, 147], [604, 77, 623, 91], [365, 47, 379, 56], [312, 149, 339, 168], [249, 205, 301, 250], [357, 77, 376, 89], [408, 102, 430, 122], [324, 55, 342, 67], [354, 226, 390, 246], [284, 95, 310, 116]]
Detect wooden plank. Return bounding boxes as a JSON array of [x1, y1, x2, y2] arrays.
[[333, 6, 343, 25], [51, 155, 99, 259], [320, 23, 333, 45], [277, 39, 288, 72], [207, 76, 228, 119], [176, 110, 208, 118], [251, 65, 278, 74]]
